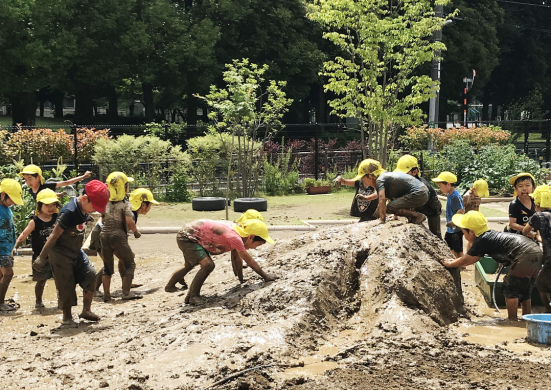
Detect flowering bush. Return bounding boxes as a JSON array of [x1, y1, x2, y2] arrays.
[[400, 125, 511, 151], [75, 128, 111, 161]]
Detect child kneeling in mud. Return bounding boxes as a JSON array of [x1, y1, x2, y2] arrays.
[[165, 218, 276, 305], [523, 185, 551, 312], [442, 211, 542, 321]]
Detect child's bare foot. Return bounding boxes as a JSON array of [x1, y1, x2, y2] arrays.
[[122, 292, 143, 300], [177, 280, 188, 290], [103, 294, 112, 303], [411, 214, 426, 224], [0, 303, 16, 312], [35, 302, 45, 308], [131, 283, 143, 289], [61, 316, 75, 325], [79, 311, 100, 322], [186, 296, 207, 305], [165, 285, 178, 293]]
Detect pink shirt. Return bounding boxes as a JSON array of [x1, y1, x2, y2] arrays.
[[180, 219, 246, 255]]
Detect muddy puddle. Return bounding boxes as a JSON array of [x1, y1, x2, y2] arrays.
[[2, 223, 551, 389]]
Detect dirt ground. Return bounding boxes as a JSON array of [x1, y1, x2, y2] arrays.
[[2, 213, 551, 390]]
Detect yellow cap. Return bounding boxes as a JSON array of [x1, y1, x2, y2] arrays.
[[432, 171, 457, 184], [106, 172, 134, 201], [20, 164, 44, 184], [352, 159, 386, 181], [129, 188, 159, 211], [451, 211, 490, 237], [532, 185, 551, 208], [233, 218, 274, 244], [236, 209, 264, 224], [509, 172, 536, 186], [394, 155, 419, 174], [0, 178, 23, 205], [472, 179, 489, 198], [36, 189, 59, 205]]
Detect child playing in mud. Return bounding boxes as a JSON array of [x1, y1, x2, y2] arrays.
[[462, 179, 489, 213], [20, 164, 93, 201], [522, 185, 551, 312], [231, 209, 266, 282], [0, 179, 23, 312], [14, 189, 60, 308], [98, 172, 142, 302], [334, 159, 379, 222], [432, 172, 464, 258], [442, 211, 542, 321], [394, 155, 442, 237], [165, 218, 277, 305], [506, 173, 536, 234], [375, 168, 429, 224], [34, 180, 109, 324]]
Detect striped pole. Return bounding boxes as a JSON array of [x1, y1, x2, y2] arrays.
[[463, 84, 467, 127]]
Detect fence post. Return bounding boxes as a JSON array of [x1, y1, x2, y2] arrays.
[[547, 119, 550, 164], [72, 124, 79, 191], [314, 129, 319, 180], [524, 121, 529, 155]]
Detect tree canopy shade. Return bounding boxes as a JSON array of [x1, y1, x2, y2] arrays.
[[308, 0, 457, 163]]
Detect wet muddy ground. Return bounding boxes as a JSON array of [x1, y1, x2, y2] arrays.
[[1, 219, 551, 390]]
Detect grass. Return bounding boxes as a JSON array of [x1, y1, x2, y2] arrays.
[[139, 189, 508, 227]]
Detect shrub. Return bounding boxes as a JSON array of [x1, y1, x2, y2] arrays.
[[263, 147, 302, 196], [400, 125, 511, 151], [164, 168, 193, 202]]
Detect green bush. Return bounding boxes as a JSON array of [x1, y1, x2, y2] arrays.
[[263, 148, 303, 196], [164, 169, 193, 202]]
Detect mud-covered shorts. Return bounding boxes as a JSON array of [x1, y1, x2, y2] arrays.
[[386, 187, 429, 214], [502, 274, 536, 303], [49, 249, 97, 307], [31, 256, 53, 281], [89, 223, 102, 253], [0, 255, 14, 268], [176, 233, 210, 268], [100, 230, 135, 277], [445, 231, 464, 253]]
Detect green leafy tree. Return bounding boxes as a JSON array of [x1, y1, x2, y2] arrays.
[[309, 0, 456, 164], [197, 59, 292, 212]]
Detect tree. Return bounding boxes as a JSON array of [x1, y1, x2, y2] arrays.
[[196, 59, 292, 216], [309, 0, 456, 163]]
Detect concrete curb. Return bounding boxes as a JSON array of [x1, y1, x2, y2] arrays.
[[437, 195, 513, 203]]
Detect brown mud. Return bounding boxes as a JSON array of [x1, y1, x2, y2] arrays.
[[1, 220, 551, 389]]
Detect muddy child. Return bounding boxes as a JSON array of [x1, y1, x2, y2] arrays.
[[34, 180, 109, 324], [523, 185, 551, 312], [376, 169, 429, 224], [463, 179, 489, 213], [506, 173, 536, 234], [432, 172, 464, 258], [20, 164, 93, 201], [394, 155, 442, 237], [0, 179, 23, 312], [165, 218, 277, 305], [443, 211, 542, 321], [14, 189, 60, 308], [98, 172, 142, 302], [334, 159, 379, 222], [231, 210, 266, 282]]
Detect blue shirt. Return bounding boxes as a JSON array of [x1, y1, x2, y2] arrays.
[[0, 205, 16, 256], [446, 190, 464, 234]]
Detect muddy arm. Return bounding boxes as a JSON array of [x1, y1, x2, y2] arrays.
[[35, 224, 64, 270], [231, 249, 244, 283], [378, 189, 387, 222], [237, 250, 276, 281], [442, 254, 481, 268]]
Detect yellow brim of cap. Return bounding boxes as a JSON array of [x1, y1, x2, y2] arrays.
[[393, 167, 410, 174], [351, 174, 364, 181], [234, 225, 274, 244], [451, 214, 465, 229], [127, 177, 134, 182], [478, 190, 489, 198], [38, 195, 60, 205]]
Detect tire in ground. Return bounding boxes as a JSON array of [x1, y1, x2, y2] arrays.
[[192, 197, 227, 211], [233, 197, 268, 212]]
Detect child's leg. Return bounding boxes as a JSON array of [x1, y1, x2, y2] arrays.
[[79, 289, 99, 322], [34, 280, 47, 307], [0, 266, 14, 308], [506, 298, 519, 320], [165, 260, 194, 292], [61, 302, 74, 324], [521, 299, 531, 316], [185, 257, 215, 303]]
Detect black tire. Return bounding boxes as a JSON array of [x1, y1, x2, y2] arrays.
[[192, 197, 227, 211], [233, 197, 268, 212]]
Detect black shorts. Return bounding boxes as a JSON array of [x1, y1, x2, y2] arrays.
[[445, 231, 464, 253], [503, 274, 536, 303]]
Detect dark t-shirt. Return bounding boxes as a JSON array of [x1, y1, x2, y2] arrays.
[[376, 172, 424, 200], [30, 214, 57, 260], [528, 211, 551, 266], [508, 197, 535, 234], [350, 180, 377, 220], [27, 182, 57, 200], [468, 230, 541, 277], [52, 197, 88, 258], [415, 176, 441, 217]]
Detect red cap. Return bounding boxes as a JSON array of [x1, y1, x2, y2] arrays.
[[85, 180, 110, 213]]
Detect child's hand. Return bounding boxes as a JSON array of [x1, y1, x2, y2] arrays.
[[33, 258, 47, 272], [263, 273, 277, 282], [332, 176, 342, 186], [134, 230, 142, 239], [83, 171, 93, 179], [441, 258, 455, 267], [446, 221, 455, 228]]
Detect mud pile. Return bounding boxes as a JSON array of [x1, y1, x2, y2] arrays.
[[0, 220, 476, 389]]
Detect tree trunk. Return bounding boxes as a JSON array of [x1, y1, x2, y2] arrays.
[[106, 85, 118, 122], [50, 90, 64, 118], [482, 87, 490, 122], [74, 84, 94, 124], [187, 95, 197, 125], [39, 100, 45, 117], [142, 83, 155, 122], [10, 92, 37, 126]]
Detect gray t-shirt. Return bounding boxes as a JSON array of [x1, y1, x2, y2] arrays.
[[101, 200, 133, 234], [376, 172, 424, 200]]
